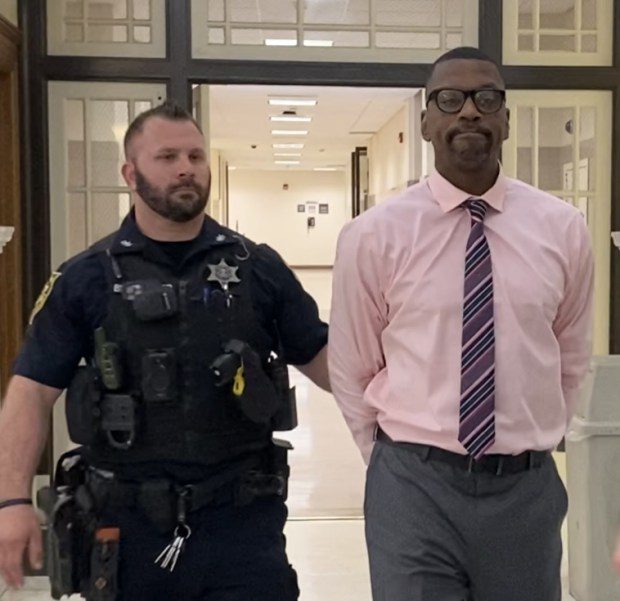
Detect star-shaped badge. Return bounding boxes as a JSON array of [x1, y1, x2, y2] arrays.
[[207, 259, 241, 289]]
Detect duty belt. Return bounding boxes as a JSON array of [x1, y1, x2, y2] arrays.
[[86, 461, 285, 533]]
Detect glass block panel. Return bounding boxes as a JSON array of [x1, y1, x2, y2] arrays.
[[446, 33, 462, 49], [65, 23, 85, 42], [581, 34, 597, 52], [133, 25, 151, 43], [305, 30, 369, 48], [87, 24, 129, 42], [582, 0, 596, 29], [91, 193, 129, 241], [208, 0, 225, 21], [516, 106, 534, 185], [231, 28, 297, 45], [66, 100, 86, 188], [518, 34, 534, 51], [375, 0, 441, 27], [229, 0, 297, 24], [445, 0, 464, 27], [518, 0, 534, 29], [579, 107, 596, 191], [132, 0, 151, 20], [134, 100, 153, 115], [90, 100, 129, 187], [539, 34, 576, 51], [375, 31, 440, 49], [539, 0, 575, 29], [208, 27, 225, 44], [87, 0, 128, 20], [538, 107, 575, 192], [67, 193, 88, 256], [65, 0, 84, 19], [304, 0, 370, 25]]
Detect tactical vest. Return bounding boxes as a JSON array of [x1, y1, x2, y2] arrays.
[[67, 235, 277, 468]]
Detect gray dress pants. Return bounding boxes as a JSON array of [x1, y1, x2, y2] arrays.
[[365, 439, 567, 601]]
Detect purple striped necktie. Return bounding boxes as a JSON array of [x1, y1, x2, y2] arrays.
[[458, 198, 495, 460]]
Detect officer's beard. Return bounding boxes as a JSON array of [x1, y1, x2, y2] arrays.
[[134, 168, 210, 223]]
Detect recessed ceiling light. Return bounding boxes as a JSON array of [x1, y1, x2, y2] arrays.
[[272, 130, 308, 136], [274, 152, 302, 157], [303, 40, 334, 47], [269, 98, 318, 107], [265, 38, 297, 46], [228, 166, 237, 170], [270, 115, 312, 123], [273, 143, 304, 149], [275, 160, 300, 165], [313, 167, 339, 171]]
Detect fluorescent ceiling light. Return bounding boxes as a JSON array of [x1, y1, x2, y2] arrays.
[[274, 152, 302, 157], [228, 166, 237, 170], [273, 143, 304, 149], [269, 98, 318, 107], [265, 38, 297, 46], [303, 40, 334, 47], [275, 160, 300, 165], [272, 129, 308, 136], [270, 115, 312, 123], [313, 167, 339, 171]]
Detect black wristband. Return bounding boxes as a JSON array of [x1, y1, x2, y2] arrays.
[[0, 498, 32, 511]]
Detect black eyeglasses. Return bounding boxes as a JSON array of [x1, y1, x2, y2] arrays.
[[426, 88, 506, 114]]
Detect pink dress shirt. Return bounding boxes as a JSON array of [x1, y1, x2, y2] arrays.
[[329, 170, 594, 463]]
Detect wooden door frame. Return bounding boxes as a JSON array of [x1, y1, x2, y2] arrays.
[[0, 15, 22, 399]]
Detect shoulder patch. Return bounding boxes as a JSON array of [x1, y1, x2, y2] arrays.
[[29, 271, 62, 325]]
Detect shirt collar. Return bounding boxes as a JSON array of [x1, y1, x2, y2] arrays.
[[109, 208, 236, 258], [426, 166, 507, 214]]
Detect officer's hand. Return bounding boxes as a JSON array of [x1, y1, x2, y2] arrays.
[[0, 505, 43, 589]]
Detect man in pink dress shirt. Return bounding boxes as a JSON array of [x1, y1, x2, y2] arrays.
[[329, 47, 594, 600]]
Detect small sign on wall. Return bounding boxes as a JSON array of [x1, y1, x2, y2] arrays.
[[297, 204, 305, 212], [307, 203, 318, 214], [319, 204, 329, 214]]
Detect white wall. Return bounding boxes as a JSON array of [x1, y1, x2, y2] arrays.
[[368, 105, 410, 203], [228, 169, 347, 266], [0, 0, 16, 25]]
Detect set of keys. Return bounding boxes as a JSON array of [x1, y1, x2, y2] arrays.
[[154, 486, 193, 572], [154, 523, 192, 572]]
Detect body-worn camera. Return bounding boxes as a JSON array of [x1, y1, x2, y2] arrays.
[[122, 280, 178, 321]]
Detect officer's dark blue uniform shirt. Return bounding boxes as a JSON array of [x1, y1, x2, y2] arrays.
[[14, 212, 328, 391]]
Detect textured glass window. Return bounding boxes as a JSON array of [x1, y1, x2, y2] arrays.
[[505, 0, 611, 65], [192, 0, 478, 62], [90, 100, 129, 187], [49, 0, 165, 57]]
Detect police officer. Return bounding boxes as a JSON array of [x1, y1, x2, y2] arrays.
[[0, 101, 329, 600]]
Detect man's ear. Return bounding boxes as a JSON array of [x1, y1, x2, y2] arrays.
[[121, 160, 136, 190], [421, 109, 431, 142]]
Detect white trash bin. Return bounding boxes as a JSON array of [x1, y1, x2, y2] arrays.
[[566, 355, 620, 601]]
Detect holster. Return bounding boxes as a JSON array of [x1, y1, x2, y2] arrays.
[[37, 450, 94, 599], [38, 449, 119, 600]]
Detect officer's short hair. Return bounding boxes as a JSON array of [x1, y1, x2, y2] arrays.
[[124, 100, 203, 158], [426, 46, 504, 90]]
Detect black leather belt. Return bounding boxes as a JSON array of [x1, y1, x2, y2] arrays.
[[376, 428, 549, 475]]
